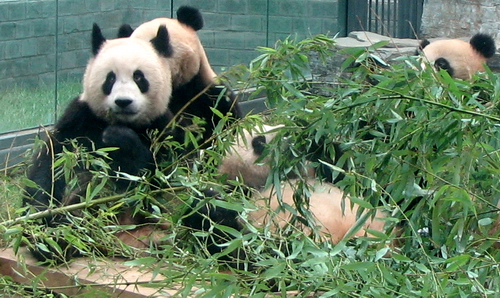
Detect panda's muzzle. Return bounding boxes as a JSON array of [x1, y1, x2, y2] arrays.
[[113, 98, 137, 115], [115, 98, 133, 108]]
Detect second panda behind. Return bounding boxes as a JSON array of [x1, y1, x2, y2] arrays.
[[183, 124, 389, 263], [119, 6, 242, 145]]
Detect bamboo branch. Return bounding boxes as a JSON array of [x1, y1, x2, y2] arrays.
[[374, 86, 500, 122], [0, 194, 123, 227]]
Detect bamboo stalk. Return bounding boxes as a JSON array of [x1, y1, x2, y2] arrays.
[[0, 194, 123, 227]]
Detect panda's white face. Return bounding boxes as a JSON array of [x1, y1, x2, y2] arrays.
[[81, 38, 172, 126], [218, 124, 283, 190]]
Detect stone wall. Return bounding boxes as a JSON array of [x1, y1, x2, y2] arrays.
[[0, 0, 342, 88], [420, 0, 500, 42], [0, 0, 165, 87]]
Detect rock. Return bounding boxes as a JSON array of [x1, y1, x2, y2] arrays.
[[333, 31, 419, 62], [335, 37, 374, 49], [309, 31, 500, 91], [349, 31, 420, 48]]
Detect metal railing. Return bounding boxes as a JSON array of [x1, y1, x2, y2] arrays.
[[346, 0, 424, 38]]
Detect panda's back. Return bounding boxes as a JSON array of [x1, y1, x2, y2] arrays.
[[131, 18, 212, 87], [253, 179, 387, 243]]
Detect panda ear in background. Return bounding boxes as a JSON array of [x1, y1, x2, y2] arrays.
[[117, 24, 134, 38], [418, 39, 430, 50], [469, 33, 497, 59], [176, 6, 204, 31], [91, 23, 107, 56], [252, 135, 267, 156], [150, 25, 173, 58]]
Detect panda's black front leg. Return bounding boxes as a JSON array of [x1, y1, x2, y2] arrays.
[[183, 189, 248, 267], [24, 142, 67, 219], [102, 125, 154, 189]]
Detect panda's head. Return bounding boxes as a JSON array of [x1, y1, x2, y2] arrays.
[[80, 24, 173, 126], [218, 125, 283, 190], [121, 6, 216, 87], [418, 33, 496, 80]]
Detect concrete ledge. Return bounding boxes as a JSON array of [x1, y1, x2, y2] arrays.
[[0, 126, 51, 168], [0, 247, 176, 297]]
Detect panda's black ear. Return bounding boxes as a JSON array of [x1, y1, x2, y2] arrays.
[[470, 33, 496, 58], [415, 39, 430, 55], [418, 39, 430, 50], [150, 25, 173, 58], [252, 135, 267, 156], [91, 23, 106, 56], [117, 24, 134, 38], [177, 6, 204, 31]]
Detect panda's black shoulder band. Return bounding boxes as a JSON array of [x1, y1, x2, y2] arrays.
[[150, 25, 173, 57], [91, 23, 106, 56]]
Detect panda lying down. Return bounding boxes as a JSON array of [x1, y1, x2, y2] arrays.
[[183, 124, 390, 258], [184, 123, 500, 261]]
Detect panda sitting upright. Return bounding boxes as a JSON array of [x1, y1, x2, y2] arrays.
[[24, 24, 186, 262], [183, 124, 389, 261], [418, 33, 496, 80], [119, 6, 242, 145]]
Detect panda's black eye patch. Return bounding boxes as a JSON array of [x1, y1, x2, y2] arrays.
[[102, 71, 116, 95], [133, 70, 149, 93], [434, 58, 454, 77], [252, 135, 267, 156]]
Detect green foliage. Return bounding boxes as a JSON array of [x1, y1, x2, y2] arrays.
[[1, 34, 500, 297]]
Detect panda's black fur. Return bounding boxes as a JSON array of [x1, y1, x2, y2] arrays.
[[23, 23, 184, 263], [182, 188, 242, 259], [119, 6, 242, 146], [169, 74, 240, 145]]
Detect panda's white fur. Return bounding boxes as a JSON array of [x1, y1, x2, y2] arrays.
[[219, 125, 388, 244], [130, 14, 216, 88], [81, 35, 172, 125], [419, 33, 496, 80], [252, 179, 387, 243]]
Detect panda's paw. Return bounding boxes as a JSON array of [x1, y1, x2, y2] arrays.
[[183, 188, 242, 232], [28, 236, 81, 264], [102, 125, 141, 148], [102, 125, 153, 179]]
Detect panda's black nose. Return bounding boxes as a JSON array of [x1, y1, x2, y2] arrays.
[[115, 98, 133, 108]]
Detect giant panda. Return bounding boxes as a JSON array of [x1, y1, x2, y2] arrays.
[[119, 6, 242, 145], [418, 33, 496, 80], [23, 24, 183, 262], [183, 124, 389, 261]]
